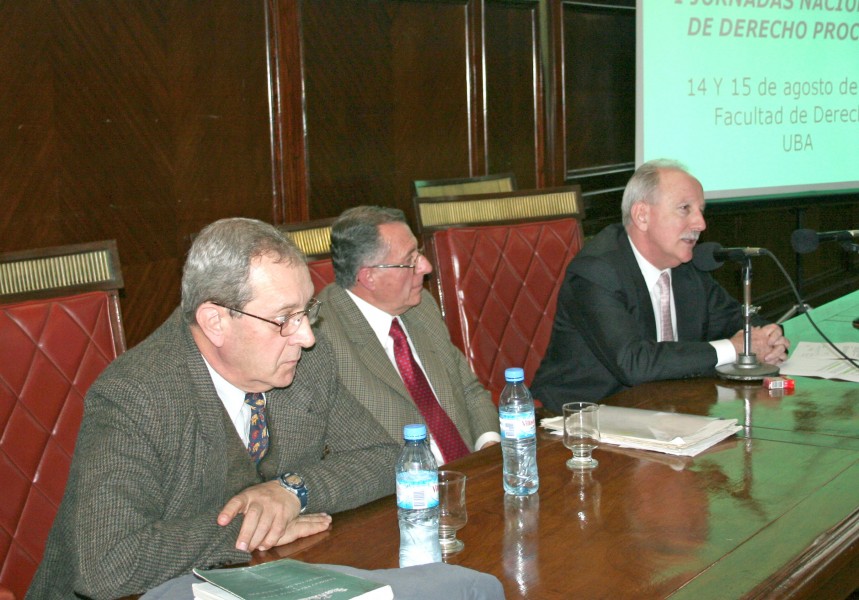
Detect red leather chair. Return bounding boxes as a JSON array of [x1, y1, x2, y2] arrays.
[[0, 241, 125, 599], [415, 187, 584, 403], [279, 218, 336, 295]]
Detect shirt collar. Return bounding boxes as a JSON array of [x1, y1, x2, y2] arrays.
[[628, 233, 671, 291], [201, 355, 250, 422], [345, 288, 405, 347]]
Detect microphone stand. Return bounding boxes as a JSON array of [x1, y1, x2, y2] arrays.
[[717, 258, 780, 381]]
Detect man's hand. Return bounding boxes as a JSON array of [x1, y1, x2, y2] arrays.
[[217, 480, 332, 552], [730, 324, 790, 365]]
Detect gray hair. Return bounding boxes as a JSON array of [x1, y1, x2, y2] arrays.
[[621, 159, 691, 227], [181, 217, 306, 322], [330, 206, 407, 288]]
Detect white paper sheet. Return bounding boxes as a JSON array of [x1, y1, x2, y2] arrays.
[[778, 342, 859, 383], [541, 405, 741, 457]]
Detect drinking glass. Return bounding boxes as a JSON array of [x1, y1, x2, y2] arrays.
[[563, 402, 600, 470], [438, 470, 467, 555]]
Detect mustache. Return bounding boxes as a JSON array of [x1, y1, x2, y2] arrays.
[[681, 232, 700, 243]]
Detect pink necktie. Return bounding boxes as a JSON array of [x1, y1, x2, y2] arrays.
[[244, 392, 269, 463], [657, 271, 674, 342], [389, 318, 470, 463]]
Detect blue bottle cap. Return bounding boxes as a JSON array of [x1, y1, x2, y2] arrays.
[[504, 367, 525, 382], [403, 423, 428, 441]]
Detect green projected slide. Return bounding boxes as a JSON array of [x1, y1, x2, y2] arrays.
[[636, 0, 859, 201]]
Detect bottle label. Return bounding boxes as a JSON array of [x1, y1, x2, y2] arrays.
[[499, 410, 536, 440], [396, 471, 439, 509]]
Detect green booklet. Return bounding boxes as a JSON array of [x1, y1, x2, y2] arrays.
[[192, 559, 393, 600]]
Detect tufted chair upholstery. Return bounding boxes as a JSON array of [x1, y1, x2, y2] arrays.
[[279, 218, 336, 295], [415, 187, 584, 403], [0, 241, 125, 599], [413, 172, 517, 198]]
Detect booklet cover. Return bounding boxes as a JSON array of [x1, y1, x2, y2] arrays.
[[192, 559, 393, 600]]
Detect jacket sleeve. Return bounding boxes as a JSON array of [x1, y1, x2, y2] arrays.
[[563, 256, 719, 388], [66, 379, 251, 599], [271, 332, 400, 515]]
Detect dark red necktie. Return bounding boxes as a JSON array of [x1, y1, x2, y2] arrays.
[[244, 392, 269, 463], [389, 318, 470, 463]]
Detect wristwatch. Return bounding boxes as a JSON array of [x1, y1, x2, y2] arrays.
[[276, 472, 308, 513]]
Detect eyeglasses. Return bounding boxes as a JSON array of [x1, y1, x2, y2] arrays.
[[212, 298, 322, 337], [366, 248, 426, 270]]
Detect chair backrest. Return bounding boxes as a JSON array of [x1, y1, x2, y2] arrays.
[[413, 172, 517, 198], [415, 187, 584, 402], [278, 218, 336, 295], [0, 241, 125, 598]]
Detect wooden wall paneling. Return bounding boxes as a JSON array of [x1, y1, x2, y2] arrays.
[[0, 1, 58, 250], [563, 1, 635, 173], [267, 0, 310, 224], [484, 1, 541, 189], [56, 1, 179, 345], [801, 200, 859, 301], [539, 0, 566, 186], [703, 197, 859, 319], [559, 1, 635, 231], [299, 0, 473, 225], [0, 1, 273, 347], [467, 0, 488, 177]]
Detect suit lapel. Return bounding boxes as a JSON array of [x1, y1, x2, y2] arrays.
[[617, 233, 658, 340], [672, 264, 704, 340], [328, 285, 413, 398], [176, 312, 252, 475], [401, 305, 459, 418]]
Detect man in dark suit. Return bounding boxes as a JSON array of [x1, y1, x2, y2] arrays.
[[532, 159, 789, 413], [316, 206, 499, 465], [28, 218, 400, 599]]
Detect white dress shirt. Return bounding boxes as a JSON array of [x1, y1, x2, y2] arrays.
[[202, 355, 257, 446], [345, 289, 499, 463], [628, 236, 736, 366]]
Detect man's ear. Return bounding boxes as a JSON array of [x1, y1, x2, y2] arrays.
[[195, 303, 227, 347], [630, 202, 650, 232], [355, 267, 376, 292]]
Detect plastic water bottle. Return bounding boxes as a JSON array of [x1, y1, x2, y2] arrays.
[[396, 424, 442, 567], [499, 367, 539, 495]]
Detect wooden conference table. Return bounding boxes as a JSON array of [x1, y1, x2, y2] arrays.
[[255, 293, 859, 599]]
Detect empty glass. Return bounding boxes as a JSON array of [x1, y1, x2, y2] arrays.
[[563, 402, 600, 470], [438, 470, 467, 555]]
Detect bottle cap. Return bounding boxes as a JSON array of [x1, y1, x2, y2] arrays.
[[504, 367, 525, 382], [403, 423, 428, 441]]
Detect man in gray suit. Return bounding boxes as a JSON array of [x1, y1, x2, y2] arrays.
[[29, 218, 399, 599], [316, 206, 499, 465]]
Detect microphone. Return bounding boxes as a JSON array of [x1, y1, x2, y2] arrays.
[[791, 228, 859, 254], [692, 242, 767, 272]]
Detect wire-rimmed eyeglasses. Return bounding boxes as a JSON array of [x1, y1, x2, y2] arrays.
[[212, 298, 322, 337], [366, 248, 426, 270]]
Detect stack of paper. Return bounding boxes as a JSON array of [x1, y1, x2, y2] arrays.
[[778, 341, 859, 383], [541, 405, 742, 457]]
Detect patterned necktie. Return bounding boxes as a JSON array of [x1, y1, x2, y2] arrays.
[[657, 271, 675, 342], [244, 392, 269, 463], [389, 318, 470, 464]]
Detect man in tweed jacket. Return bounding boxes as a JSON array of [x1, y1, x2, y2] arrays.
[[316, 206, 499, 465], [28, 218, 399, 599]]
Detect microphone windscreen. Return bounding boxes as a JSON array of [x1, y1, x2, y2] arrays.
[[791, 229, 819, 254], [692, 241, 723, 272]]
